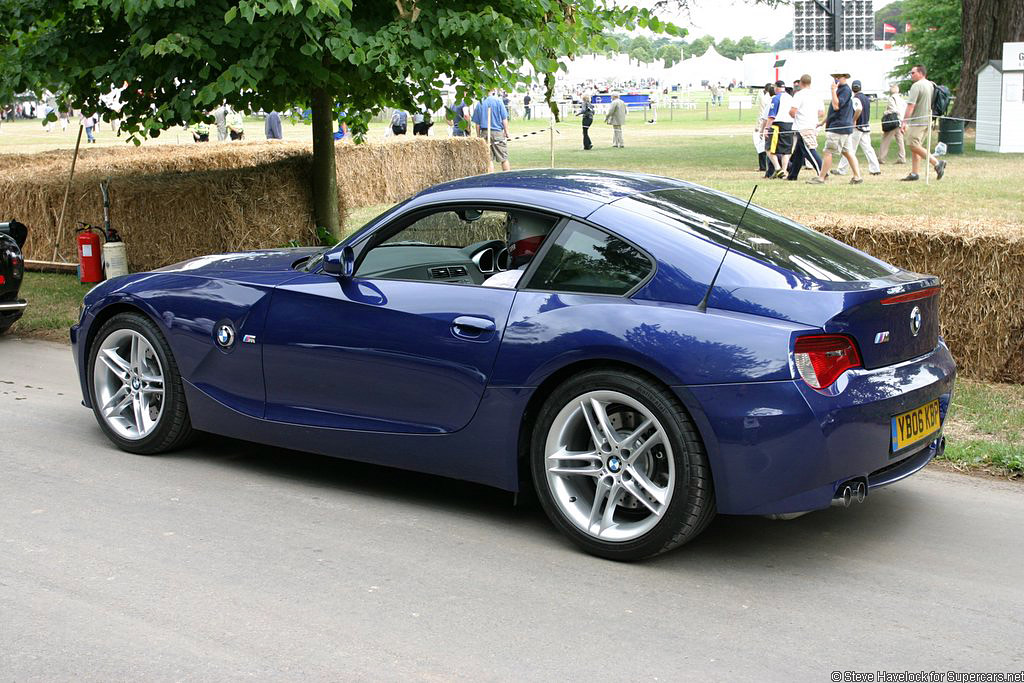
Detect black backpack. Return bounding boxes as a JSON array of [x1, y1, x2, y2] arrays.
[[931, 84, 951, 118]]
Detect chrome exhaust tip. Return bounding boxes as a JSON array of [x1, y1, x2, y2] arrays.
[[854, 481, 867, 504], [831, 485, 853, 508]]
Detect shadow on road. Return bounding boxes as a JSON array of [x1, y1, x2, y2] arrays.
[[166, 432, 925, 567]]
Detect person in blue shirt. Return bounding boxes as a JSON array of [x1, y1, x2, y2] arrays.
[[472, 91, 510, 171], [807, 71, 862, 185], [448, 100, 471, 137]]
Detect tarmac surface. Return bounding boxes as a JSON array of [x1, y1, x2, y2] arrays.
[[2, 337, 1022, 681]]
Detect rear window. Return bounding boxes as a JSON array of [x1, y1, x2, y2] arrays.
[[625, 188, 897, 282]]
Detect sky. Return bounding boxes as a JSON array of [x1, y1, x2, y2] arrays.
[[635, 0, 900, 44]]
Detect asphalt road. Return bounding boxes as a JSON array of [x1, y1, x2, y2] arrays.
[[2, 336, 1023, 681]]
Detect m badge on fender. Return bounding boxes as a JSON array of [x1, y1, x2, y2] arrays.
[[242, 334, 257, 344]]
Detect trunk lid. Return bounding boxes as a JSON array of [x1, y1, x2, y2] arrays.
[[823, 280, 941, 369]]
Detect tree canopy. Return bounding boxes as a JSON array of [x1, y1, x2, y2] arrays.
[[890, 0, 962, 92], [0, 0, 681, 235]]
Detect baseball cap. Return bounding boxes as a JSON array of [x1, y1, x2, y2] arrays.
[[774, 80, 786, 88], [851, 80, 862, 90]]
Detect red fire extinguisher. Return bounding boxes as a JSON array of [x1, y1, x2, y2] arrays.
[[76, 222, 104, 284]]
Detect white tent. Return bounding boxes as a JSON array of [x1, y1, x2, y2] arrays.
[[664, 45, 744, 87], [555, 53, 665, 84], [741, 48, 911, 97]]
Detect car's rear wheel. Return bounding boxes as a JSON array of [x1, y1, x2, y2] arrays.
[[531, 369, 715, 560], [88, 312, 194, 454]]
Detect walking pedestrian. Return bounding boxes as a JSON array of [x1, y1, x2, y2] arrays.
[[710, 82, 720, 106], [264, 110, 283, 140], [472, 90, 511, 171], [605, 92, 627, 148], [213, 104, 228, 141], [754, 83, 773, 172], [577, 95, 595, 150], [807, 71, 862, 185], [227, 109, 245, 140], [523, 93, 532, 120], [879, 83, 907, 164], [786, 74, 824, 181], [762, 80, 795, 179], [390, 109, 408, 135], [448, 100, 471, 137], [900, 65, 945, 181], [834, 80, 881, 176], [80, 111, 97, 143]]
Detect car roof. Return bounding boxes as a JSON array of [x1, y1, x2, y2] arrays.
[[410, 169, 695, 217]]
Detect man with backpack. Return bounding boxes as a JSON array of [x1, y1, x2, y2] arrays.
[[900, 64, 946, 181]]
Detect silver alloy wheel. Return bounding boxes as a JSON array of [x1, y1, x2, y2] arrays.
[[92, 329, 165, 440], [545, 390, 675, 542]]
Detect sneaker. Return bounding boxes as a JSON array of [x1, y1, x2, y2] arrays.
[[935, 160, 946, 180], [806, 176, 826, 185], [895, 160, 906, 165], [830, 169, 846, 176], [900, 173, 920, 181], [870, 171, 882, 176], [850, 177, 864, 184], [773, 169, 786, 179]]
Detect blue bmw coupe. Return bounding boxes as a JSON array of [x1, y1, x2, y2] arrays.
[[72, 170, 954, 559]]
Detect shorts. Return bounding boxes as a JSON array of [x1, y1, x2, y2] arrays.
[[767, 122, 794, 154], [907, 125, 929, 148], [798, 129, 818, 150], [479, 129, 508, 163], [824, 131, 851, 154]]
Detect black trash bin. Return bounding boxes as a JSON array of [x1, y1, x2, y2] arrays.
[[938, 117, 963, 154]]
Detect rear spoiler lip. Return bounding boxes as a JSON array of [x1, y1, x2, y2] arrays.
[[880, 285, 941, 305]]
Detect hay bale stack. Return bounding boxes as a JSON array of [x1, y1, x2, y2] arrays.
[[337, 138, 489, 206], [800, 215, 1024, 383], [0, 137, 489, 272]]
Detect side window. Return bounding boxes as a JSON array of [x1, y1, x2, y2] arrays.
[[381, 210, 507, 248], [525, 222, 652, 296]]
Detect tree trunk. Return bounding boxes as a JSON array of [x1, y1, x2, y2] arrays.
[[953, 0, 1024, 122], [310, 87, 339, 239]]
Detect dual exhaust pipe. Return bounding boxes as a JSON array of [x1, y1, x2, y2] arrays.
[[831, 480, 867, 508]]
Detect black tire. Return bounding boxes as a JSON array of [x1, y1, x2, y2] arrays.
[[87, 312, 195, 454], [530, 369, 715, 560]]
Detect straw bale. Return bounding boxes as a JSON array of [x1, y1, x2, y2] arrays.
[[798, 214, 1024, 384], [0, 137, 489, 272]]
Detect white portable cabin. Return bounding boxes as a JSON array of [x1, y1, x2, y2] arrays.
[[976, 43, 1024, 153]]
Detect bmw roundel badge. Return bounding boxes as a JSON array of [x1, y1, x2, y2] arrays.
[[216, 324, 236, 348], [909, 306, 922, 337]]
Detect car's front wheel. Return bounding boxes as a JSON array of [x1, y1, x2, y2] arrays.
[[531, 369, 715, 560], [88, 312, 194, 454]]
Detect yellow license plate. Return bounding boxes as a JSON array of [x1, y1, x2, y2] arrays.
[[891, 399, 941, 452]]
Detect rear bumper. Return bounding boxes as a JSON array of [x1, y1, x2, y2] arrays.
[[676, 341, 956, 515]]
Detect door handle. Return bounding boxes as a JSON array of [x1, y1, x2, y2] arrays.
[[451, 316, 496, 339]]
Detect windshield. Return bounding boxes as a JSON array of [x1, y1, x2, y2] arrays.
[[624, 187, 898, 282]]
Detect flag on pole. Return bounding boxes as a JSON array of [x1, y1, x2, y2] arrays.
[[883, 23, 896, 33]]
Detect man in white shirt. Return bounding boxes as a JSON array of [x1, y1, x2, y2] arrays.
[[786, 74, 824, 180], [762, 80, 794, 179]]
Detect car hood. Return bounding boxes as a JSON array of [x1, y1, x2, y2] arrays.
[[155, 248, 321, 276]]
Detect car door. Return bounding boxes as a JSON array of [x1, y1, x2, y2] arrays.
[[262, 275, 516, 433]]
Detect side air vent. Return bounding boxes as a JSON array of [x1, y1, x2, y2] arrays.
[[429, 267, 450, 279], [449, 266, 468, 277]]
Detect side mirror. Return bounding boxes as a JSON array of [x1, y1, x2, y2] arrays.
[[324, 245, 355, 278]]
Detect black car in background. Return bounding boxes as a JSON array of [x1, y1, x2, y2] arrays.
[[0, 220, 28, 334]]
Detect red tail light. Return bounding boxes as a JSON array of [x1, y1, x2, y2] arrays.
[[793, 335, 862, 389], [879, 286, 939, 305]]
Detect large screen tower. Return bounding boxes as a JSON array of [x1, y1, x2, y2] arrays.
[[793, 0, 874, 51]]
